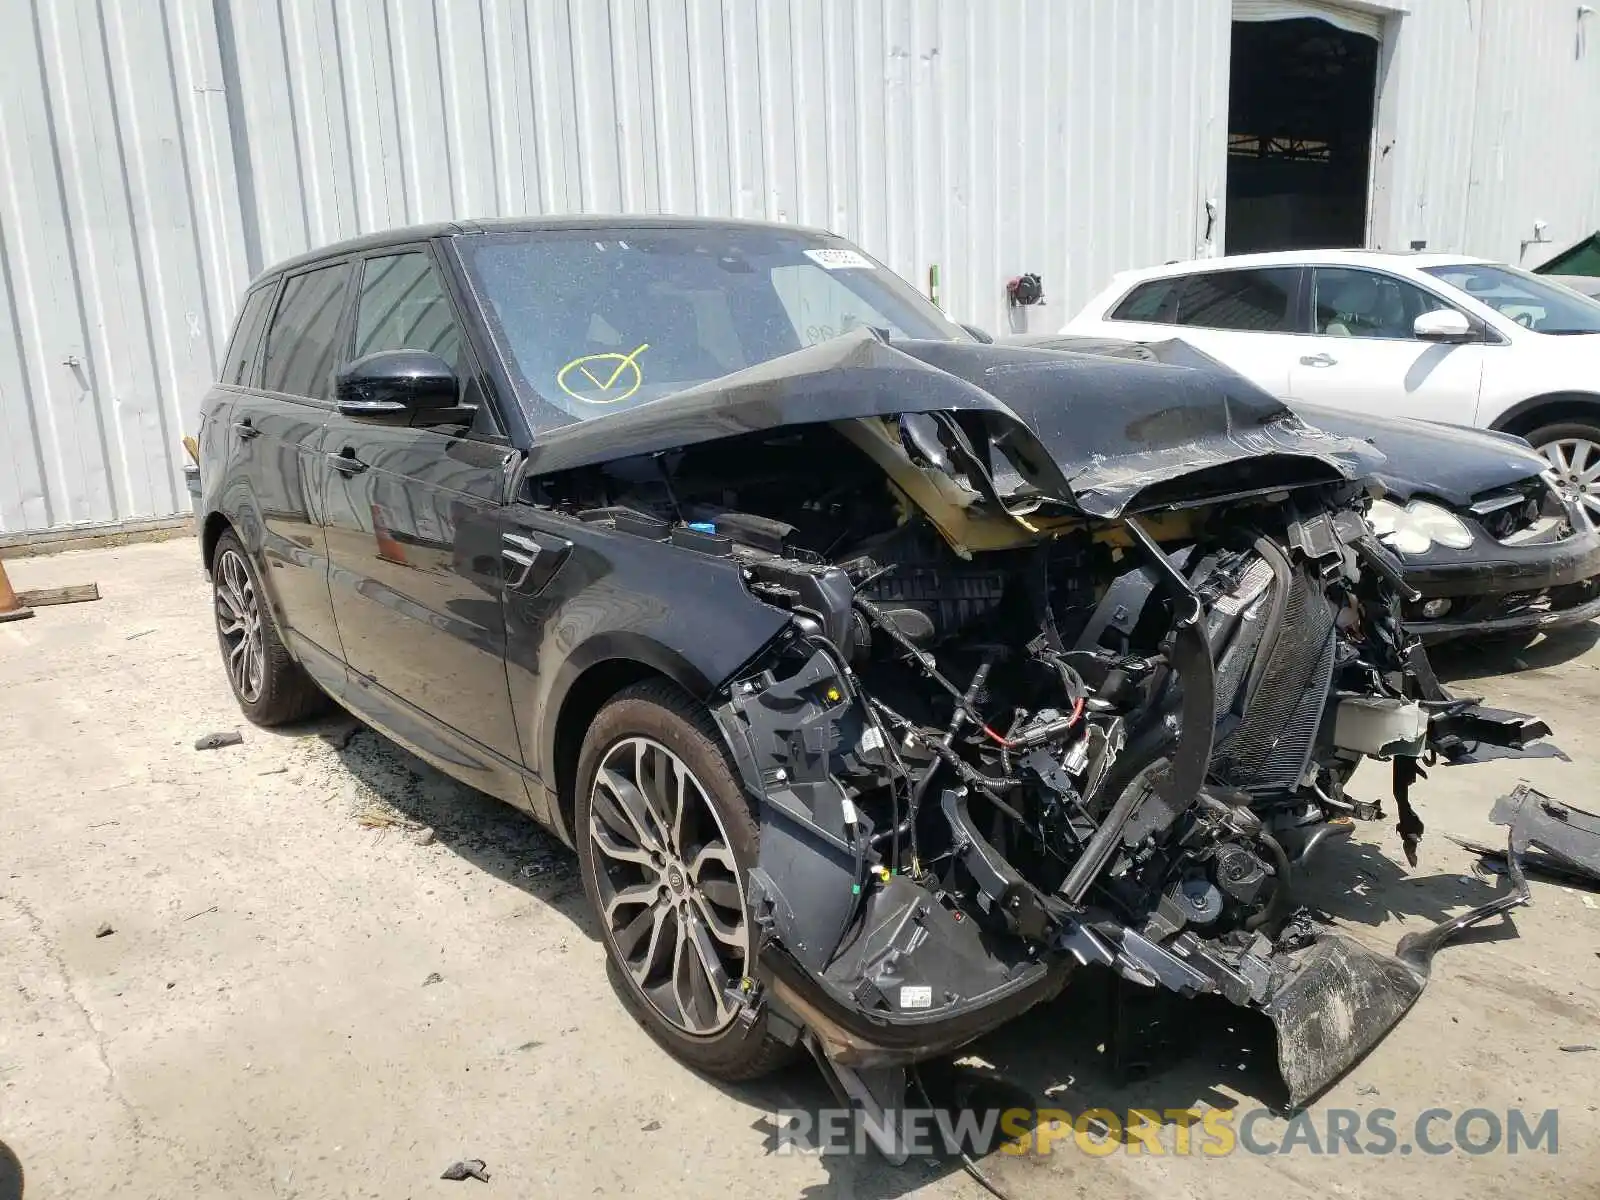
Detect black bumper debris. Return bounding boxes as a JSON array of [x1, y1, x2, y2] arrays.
[[1489, 782, 1600, 886]]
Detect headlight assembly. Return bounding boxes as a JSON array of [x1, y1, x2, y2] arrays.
[[1367, 498, 1475, 554]]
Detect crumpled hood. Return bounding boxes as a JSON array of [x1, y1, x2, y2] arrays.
[[889, 340, 1383, 515], [523, 330, 1384, 517], [1004, 332, 1550, 509]]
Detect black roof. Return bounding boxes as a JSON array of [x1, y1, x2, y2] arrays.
[[251, 214, 837, 287]]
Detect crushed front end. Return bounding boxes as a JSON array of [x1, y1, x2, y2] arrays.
[[539, 335, 1557, 1156]]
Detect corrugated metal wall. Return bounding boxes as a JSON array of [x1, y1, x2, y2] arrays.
[[3, 0, 1599, 541], [0, 0, 245, 538], [1377, 0, 1600, 263], [217, 0, 1232, 336], [1, 0, 1233, 540]]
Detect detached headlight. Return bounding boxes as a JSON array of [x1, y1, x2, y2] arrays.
[[1367, 498, 1475, 554]]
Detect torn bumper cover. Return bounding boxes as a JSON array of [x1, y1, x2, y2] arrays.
[[747, 833, 1535, 1109]]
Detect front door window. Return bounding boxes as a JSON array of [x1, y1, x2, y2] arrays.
[[1311, 268, 1450, 339]]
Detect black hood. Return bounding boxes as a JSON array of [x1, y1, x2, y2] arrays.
[[1287, 403, 1547, 507], [1007, 334, 1549, 508], [523, 330, 1383, 517]]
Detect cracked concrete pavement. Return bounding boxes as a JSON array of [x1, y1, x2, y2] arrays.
[[1, 539, 1598, 1198]]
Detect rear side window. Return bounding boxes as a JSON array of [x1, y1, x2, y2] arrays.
[[1175, 268, 1300, 332], [1110, 279, 1179, 323], [219, 287, 273, 385], [261, 263, 353, 400]]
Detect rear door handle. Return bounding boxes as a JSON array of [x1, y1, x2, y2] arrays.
[[234, 419, 260, 440], [1299, 352, 1338, 367], [327, 448, 367, 475], [502, 530, 573, 594]]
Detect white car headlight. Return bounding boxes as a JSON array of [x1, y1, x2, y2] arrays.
[[1367, 498, 1475, 554]]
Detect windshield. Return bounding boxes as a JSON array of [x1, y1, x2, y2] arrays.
[[1423, 263, 1600, 335], [459, 227, 965, 424]]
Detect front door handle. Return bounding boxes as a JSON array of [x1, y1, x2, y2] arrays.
[[234, 419, 260, 440], [502, 530, 573, 594], [327, 448, 367, 475], [1300, 352, 1338, 367]]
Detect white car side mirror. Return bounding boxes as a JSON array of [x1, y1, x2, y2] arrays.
[[1412, 309, 1474, 342]]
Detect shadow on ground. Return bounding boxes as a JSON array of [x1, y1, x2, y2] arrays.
[[273, 713, 1530, 1199], [270, 711, 596, 939], [1428, 621, 1599, 684]]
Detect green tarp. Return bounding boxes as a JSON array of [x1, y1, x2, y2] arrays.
[[1534, 232, 1600, 277]]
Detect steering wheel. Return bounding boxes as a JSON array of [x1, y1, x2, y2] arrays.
[[1514, 312, 1535, 328]]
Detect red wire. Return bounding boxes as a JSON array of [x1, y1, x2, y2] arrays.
[[980, 695, 1084, 748]]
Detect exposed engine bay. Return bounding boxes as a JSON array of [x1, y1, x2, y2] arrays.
[[528, 339, 1560, 1159]]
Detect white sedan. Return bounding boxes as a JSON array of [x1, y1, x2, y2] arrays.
[[1063, 250, 1600, 522]]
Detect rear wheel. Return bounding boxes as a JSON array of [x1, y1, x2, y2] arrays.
[[1527, 420, 1600, 526], [211, 530, 326, 725], [575, 680, 792, 1080]]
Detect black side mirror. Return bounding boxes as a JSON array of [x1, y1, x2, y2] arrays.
[[335, 349, 471, 425]]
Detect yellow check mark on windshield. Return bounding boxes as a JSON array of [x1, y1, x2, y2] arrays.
[[558, 342, 650, 404]]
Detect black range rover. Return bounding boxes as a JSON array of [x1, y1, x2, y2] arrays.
[[196, 218, 1567, 1157]]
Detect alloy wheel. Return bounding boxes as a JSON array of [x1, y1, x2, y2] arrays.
[[1539, 437, 1600, 525], [214, 548, 265, 704], [587, 736, 749, 1036]]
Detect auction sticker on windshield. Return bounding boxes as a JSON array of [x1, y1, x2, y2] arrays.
[[804, 248, 874, 270]]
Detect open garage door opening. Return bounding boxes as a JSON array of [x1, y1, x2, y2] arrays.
[[1226, 12, 1380, 254]]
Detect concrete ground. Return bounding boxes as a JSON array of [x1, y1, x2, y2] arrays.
[[1, 539, 1598, 1199]]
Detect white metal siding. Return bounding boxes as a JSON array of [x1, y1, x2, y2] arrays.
[[1, 0, 1232, 539], [0, 0, 244, 537], [1375, 0, 1600, 262], [219, 0, 1232, 325], [2, 0, 1598, 540]]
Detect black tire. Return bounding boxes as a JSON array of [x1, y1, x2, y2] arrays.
[[210, 529, 326, 726], [1524, 418, 1600, 445], [575, 679, 793, 1081]]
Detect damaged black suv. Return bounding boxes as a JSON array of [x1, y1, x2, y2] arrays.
[[197, 218, 1562, 1153]]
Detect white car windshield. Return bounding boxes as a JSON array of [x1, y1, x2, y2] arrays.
[[1422, 263, 1600, 335]]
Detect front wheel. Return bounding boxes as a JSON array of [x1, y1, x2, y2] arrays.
[[575, 680, 792, 1080], [1527, 421, 1600, 526]]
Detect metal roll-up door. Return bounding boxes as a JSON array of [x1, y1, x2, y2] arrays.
[[1232, 0, 1385, 40]]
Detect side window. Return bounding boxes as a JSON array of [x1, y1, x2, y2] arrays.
[[261, 264, 353, 400], [219, 287, 274, 385], [1175, 268, 1299, 332], [353, 251, 503, 435], [1110, 279, 1179, 323], [1313, 267, 1448, 339], [353, 252, 464, 373]]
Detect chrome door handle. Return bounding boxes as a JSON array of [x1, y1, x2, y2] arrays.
[[502, 530, 572, 593], [1299, 352, 1337, 367], [327, 449, 367, 475]]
